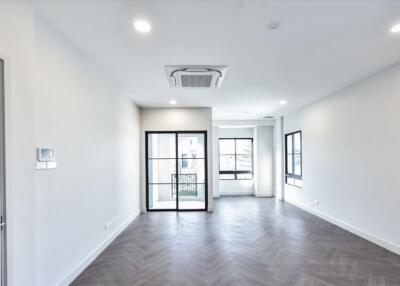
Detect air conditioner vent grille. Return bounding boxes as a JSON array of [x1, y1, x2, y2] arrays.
[[181, 74, 213, 87], [165, 65, 227, 89]]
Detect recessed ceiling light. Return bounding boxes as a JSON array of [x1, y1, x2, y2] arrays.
[[169, 99, 177, 105], [279, 100, 288, 105], [268, 21, 281, 30], [391, 22, 400, 33], [134, 19, 151, 33]]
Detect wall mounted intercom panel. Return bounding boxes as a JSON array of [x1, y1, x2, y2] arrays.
[[36, 147, 56, 170]]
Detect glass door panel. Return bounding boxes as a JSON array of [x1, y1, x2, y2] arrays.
[[178, 159, 205, 183], [178, 184, 206, 210], [148, 159, 176, 184], [146, 132, 207, 211], [147, 133, 177, 210], [147, 133, 176, 159], [178, 133, 205, 159], [177, 133, 206, 210]]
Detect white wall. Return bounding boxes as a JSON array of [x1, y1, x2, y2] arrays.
[[254, 126, 274, 197], [216, 126, 274, 197], [218, 127, 254, 139], [1, 3, 142, 285], [140, 108, 213, 211], [218, 127, 255, 195], [218, 180, 255, 196], [34, 17, 141, 286], [284, 63, 400, 255], [212, 126, 220, 197], [0, 2, 36, 285]]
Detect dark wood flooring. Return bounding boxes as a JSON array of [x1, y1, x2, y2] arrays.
[[72, 196, 400, 286]]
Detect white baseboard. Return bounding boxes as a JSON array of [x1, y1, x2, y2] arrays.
[[58, 209, 141, 286], [286, 199, 400, 256]]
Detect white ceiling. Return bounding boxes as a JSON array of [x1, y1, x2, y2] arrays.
[[33, 0, 400, 120]]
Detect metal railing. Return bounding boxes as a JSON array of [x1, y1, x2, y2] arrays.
[[171, 174, 198, 197]]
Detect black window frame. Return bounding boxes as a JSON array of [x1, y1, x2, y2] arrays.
[[285, 131, 302, 187], [219, 138, 253, 180]]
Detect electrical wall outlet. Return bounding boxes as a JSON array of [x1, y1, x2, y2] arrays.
[[104, 215, 120, 231]]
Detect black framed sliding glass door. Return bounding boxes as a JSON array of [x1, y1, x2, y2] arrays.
[[146, 131, 207, 211], [146, 132, 177, 210]]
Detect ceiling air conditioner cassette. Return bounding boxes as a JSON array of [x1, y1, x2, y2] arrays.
[[165, 65, 227, 88]]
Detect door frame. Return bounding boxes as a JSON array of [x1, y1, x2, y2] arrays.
[[145, 130, 208, 212], [0, 58, 7, 286]]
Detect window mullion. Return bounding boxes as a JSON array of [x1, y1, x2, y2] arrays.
[[292, 134, 295, 177], [285, 136, 287, 178], [234, 139, 237, 180]]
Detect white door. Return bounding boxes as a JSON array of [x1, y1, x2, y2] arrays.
[[0, 59, 6, 286]]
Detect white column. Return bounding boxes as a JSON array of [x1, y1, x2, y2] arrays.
[[273, 117, 285, 200], [254, 126, 274, 197], [212, 126, 220, 198]]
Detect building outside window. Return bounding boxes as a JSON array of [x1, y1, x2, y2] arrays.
[[219, 138, 253, 180], [285, 131, 302, 187]]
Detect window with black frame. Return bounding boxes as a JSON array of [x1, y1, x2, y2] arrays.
[[219, 138, 253, 180], [285, 131, 302, 187]]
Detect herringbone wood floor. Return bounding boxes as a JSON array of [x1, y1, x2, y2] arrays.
[[72, 197, 400, 286]]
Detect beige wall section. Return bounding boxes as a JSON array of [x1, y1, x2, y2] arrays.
[[140, 108, 213, 211]]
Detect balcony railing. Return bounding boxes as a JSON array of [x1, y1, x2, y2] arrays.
[[171, 174, 198, 197]]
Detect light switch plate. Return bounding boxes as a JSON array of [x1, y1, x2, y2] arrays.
[[35, 161, 47, 170], [47, 161, 57, 169]]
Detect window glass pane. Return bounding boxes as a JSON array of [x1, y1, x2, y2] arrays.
[[236, 155, 252, 171], [148, 184, 176, 210], [219, 174, 235, 180], [178, 184, 206, 210], [148, 133, 176, 158], [294, 132, 301, 153], [220, 155, 235, 171], [174, 179, 201, 198], [286, 134, 293, 154], [178, 159, 205, 183], [237, 173, 253, 180], [236, 139, 252, 155], [219, 139, 235, 155], [178, 133, 204, 158], [287, 154, 293, 174], [148, 159, 176, 184], [294, 154, 301, 176]]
